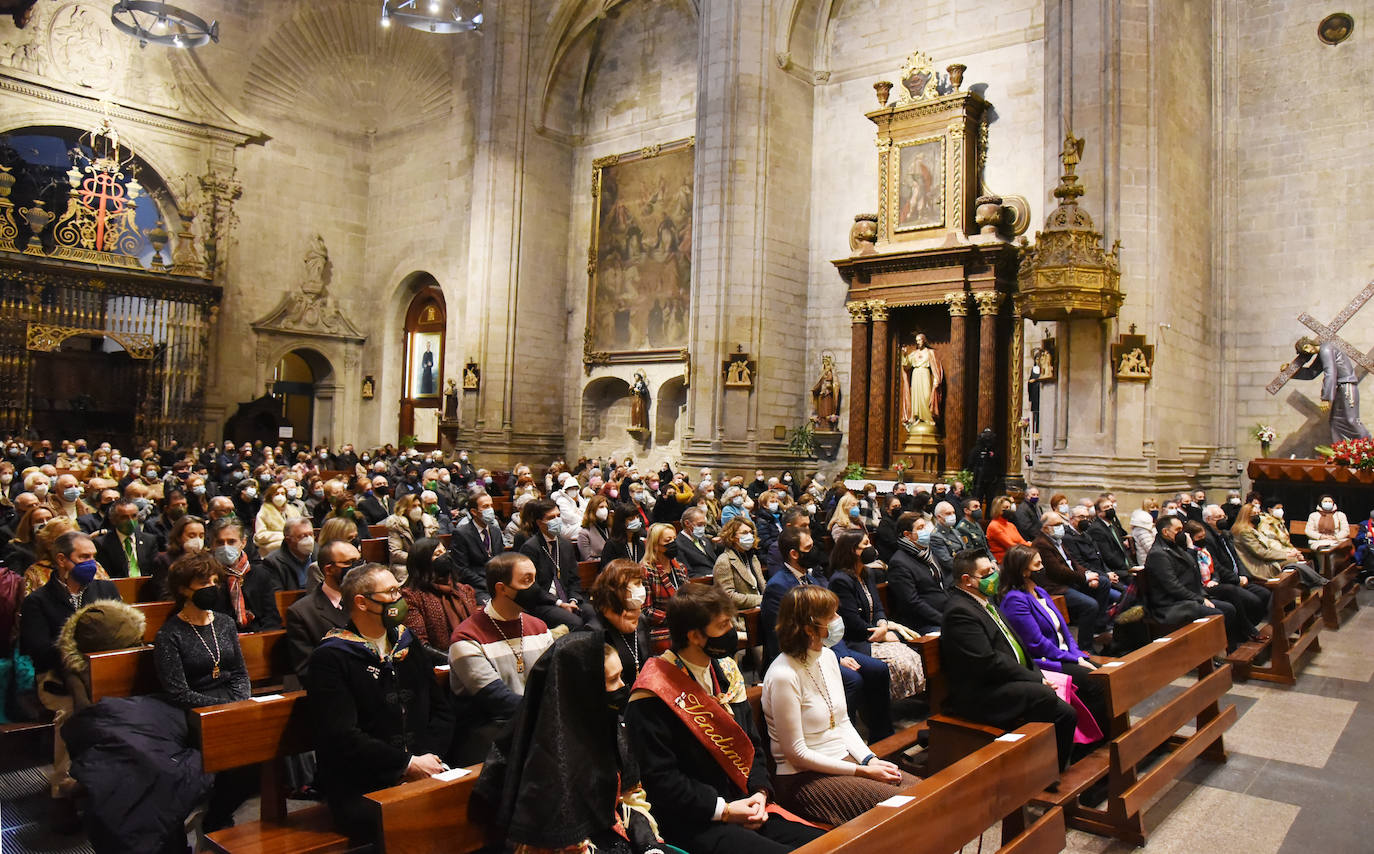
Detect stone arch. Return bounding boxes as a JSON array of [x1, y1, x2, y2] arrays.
[[775, 0, 838, 79], [580, 375, 634, 446], [255, 337, 351, 447], [654, 375, 687, 445]]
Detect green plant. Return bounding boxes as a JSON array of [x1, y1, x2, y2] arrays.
[[786, 422, 817, 462], [399, 434, 419, 449], [952, 469, 974, 492], [842, 462, 866, 481]]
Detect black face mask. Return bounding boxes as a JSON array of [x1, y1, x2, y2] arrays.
[[607, 684, 631, 714], [860, 546, 878, 563], [799, 547, 824, 569], [190, 586, 219, 611], [1104, 507, 1117, 520], [970, 509, 984, 521], [663, 540, 679, 559], [1174, 531, 1191, 549], [702, 626, 739, 658]]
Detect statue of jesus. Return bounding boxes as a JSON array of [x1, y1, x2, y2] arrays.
[[899, 333, 944, 428]]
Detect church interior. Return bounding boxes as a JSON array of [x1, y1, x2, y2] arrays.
[[1, 1, 1372, 853]]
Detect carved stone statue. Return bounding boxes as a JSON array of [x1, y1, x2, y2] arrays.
[[629, 370, 650, 431], [1117, 347, 1150, 379], [1292, 336, 1371, 442], [726, 358, 752, 387], [898, 333, 944, 427], [811, 352, 840, 425], [302, 233, 330, 297]]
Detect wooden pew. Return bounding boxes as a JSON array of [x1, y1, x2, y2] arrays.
[[1320, 555, 1361, 629], [928, 615, 1235, 846], [276, 588, 307, 623], [131, 600, 177, 642], [365, 765, 489, 854], [361, 537, 388, 564], [88, 630, 291, 702], [577, 558, 600, 592], [368, 524, 388, 539], [793, 723, 1064, 854], [110, 575, 157, 602], [194, 692, 351, 854], [1225, 568, 1322, 684]]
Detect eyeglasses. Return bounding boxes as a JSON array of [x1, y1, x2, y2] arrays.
[[366, 586, 403, 598]]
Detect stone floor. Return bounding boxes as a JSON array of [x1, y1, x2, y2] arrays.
[[4, 592, 1371, 853]]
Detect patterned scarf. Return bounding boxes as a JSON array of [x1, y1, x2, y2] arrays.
[[220, 552, 254, 628]]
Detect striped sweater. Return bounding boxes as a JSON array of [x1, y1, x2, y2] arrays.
[[448, 605, 554, 719]]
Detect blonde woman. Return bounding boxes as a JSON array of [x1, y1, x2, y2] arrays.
[[254, 482, 302, 557], [828, 493, 863, 542], [1129, 498, 1160, 564], [6, 504, 54, 577], [712, 516, 766, 633], [385, 493, 438, 582], [644, 522, 687, 650]]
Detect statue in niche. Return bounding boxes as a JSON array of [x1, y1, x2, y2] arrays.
[[1292, 336, 1371, 442], [302, 233, 330, 297], [726, 357, 752, 388], [811, 352, 840, 427], [629, 370, 650, 431], [899, 333, 944, 428]]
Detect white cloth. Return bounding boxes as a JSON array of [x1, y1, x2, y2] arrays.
[[762, 648, 871, 777], [1129, 509, 1156, 565]]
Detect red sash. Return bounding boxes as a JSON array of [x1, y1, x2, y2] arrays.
[[634, 657, 754, 793]]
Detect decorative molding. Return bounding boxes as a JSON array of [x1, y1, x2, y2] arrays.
[[26, 322, 155, 358], [973, 291, 1004, 315], [944, 292, 970, 316], [865, 299, 889, 321], [845, 300, 870, 323]]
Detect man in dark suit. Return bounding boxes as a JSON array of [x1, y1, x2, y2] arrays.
[[675, 507, 718, 578], [940, 547, 1077, 770], [449, 491, 503, 596], [1086, 498, 1134, 577], [286, 539, 357, 684], [1012, 487, 1043, 541], [92, 499, 159, 579], [1201, 504, 1270, 622], [515, 498, 591, 630], [356, 476, 393, 526], [885, 513, 948, 634], [1031, 511, 1111, 648], [1063, 507, 1110, 579], [1143, 515, 1245, 650], [264, 517, 314, 592]]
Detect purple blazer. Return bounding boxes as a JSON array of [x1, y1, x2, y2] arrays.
[[998, 586, 1083, 671]]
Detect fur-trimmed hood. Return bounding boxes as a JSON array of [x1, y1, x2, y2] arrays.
[[58, 599, 146, 676]]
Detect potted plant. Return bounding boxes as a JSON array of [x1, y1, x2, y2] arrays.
[[1252, 424, 1276, 457]]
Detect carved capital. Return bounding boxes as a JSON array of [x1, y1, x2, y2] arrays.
[[866, 299, 889, 322], [944, 292, 970, 317], [974, 291, 1005, 315], [845, 300, 870, 323]]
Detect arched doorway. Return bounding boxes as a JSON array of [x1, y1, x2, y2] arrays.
[[273, 348, 335, 446], [398, 283, 446, 446]]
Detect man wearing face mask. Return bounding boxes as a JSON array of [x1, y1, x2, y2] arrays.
[[677, 507, 719, 578], [1012, 487, 1044, 541], [1086, 498, 1135, 578], [886, 514, 949, 635], [47, 473, 96, 530], [516, 499, 591, 630], [93, 499, 159, 579], [308, 563, 455, 843], [19, 531, 122, 797], [625, 584, 826, 853], [264, 517, 315, 591], [287, 539, 358, 683], [1031, 512, 1112, 650], [957, 499, 988, 550], [1142, 516, 1245, 651], [928, 500, 971, 584], [356, 475, 394, 526], [940, 548, 1078, 771], [449, 491, 503, 597], [206, 517, 282, 632]]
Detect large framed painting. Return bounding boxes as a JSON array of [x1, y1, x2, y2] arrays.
[[585, 137, 694, 367], [407, 331, 442, 399], [892, 136, 945, 232]]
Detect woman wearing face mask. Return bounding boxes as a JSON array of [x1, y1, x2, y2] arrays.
[[474, 631, 666, 854], [598, 505, 647, 571], [985, 495, 1028, 565], [827, 493, 864, 542], [762, 585, 914, 826], [718, 485, 752, 527], [385, 494, 438, 583], [253, 483, 302, 558], [1130, 498, 1160, 565], [884, 515, 948, 635], [642, 524, 685, 652], [827, 532, 924, 700], [1304, 494, 1351, 552], [400, 538, 479, 665], [148, 515, 205, 602], [7, 504, 55, 578], [754, 489, 787, 560], [1050, 493, 1071, 519], [576, 494, 613, 561], [591, 559, 652, 683], [155, 550, 254, 834], [231, 476, 260, 526], [712, 517, 767, 636]]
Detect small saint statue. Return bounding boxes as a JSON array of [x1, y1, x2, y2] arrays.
[[811, 353, 840, 426], [898, 333, 944, 428], [629, 370, 650, 431], [302, 233, 330, 297], [1292, 336, 1371, 442]]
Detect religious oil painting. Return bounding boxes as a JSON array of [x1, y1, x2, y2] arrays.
[[585, 137, 694, 365], [407, 332, 442, 399], [895, 137, 945, 232]]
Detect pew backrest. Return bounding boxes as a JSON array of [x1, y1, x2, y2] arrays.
[[191, 690, 313, 774], [276, 588, 306, 623], [88, 629, 290, 701], [1093, 613, 1227, 719], [110, 575, 156, 602], [365, 765, 488, 854], [131, 600, 177, 642], [361, 537, 388, 564], [577, 559, 600, 592]]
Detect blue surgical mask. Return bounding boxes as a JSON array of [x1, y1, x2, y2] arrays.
[[916, 527, 932, 546], [546, 517, 564, 536], [823, 615, 844, 648], [482, 507, 497, 524], [848, 506, 860, 519], [71, 559, 99, 586]]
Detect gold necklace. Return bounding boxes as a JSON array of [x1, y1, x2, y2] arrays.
[[799, 654, 836, 729], [487, 608, 527, 673], [186, 616, 222, 679]]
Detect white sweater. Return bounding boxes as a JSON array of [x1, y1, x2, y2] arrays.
[[762, 648, 872, 776]]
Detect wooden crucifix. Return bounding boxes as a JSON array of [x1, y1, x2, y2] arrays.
[[1266, 279, 1374, 395]]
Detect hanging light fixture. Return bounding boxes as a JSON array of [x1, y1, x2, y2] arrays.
[[379, 0, 483, 33], [110, 1, 219, 49]]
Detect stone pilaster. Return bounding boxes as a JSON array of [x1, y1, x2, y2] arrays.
[[974, 291, 1005, 438], [944, 292, 970, 472], [866, 300, 890, 470], [846, 300, 870, 466]]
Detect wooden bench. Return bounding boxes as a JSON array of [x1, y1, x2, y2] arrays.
[[88, 630, 291, 702], [131, 600, 177, 642], [577, 558, 601, 592], [368, 524, 388, 539], [360, 537, 388, 564], [1224, 568, 1323, 684], [1320, 553, 1361, 630], [110, 575, 157, 602], [365, 765, 489, 854], [276, 588, 307, 623], [928, 614, 1235, 846]]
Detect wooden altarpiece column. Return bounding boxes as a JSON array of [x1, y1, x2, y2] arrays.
[[832, 51, 1022, 481]]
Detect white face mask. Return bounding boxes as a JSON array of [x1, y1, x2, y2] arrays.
[[625, 583, 647, 608], [294, 535, 316, 557], [408, 507, 424, 521], [1056, 503, 1069, 515], [823, 615, 845, 648], [272, 494, 287, 507], [939, 513, 956, 526], [1271, 507, 1284, 520], [1320, 501, 1334, 512], [737, 532, 755, 549], [595, 506, 609, 521], [183, 537, 204, 553]]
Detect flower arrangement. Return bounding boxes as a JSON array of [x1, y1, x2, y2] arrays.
[[1252, 424, 1277, 445], [892, 458, 911, 481], [1318, 437, 1374, 471]]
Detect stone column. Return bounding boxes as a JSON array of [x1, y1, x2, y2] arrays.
[[974, 291, 1004, 437], [846, 300, 870, 466], [943, 292, 970, 472], [866, 300, 890, 471]]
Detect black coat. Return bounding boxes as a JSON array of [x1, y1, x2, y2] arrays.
[[828, 570, 885, 655], [1062, 528, 1107, 576], [285, 587, 350, 680], [517, 534, 587, 611], [356, 494, 393, 526], [886, 544, 948, 632], [92, 530, 160, 579], [1012, 501, 1044, 542], [1204, 526, 1252, 586], [675, 533, 718, 578], [263, 547, 309, 593], [939, 589, 1044, 717], [19, 575, 122, 673], [209, 563, 283, 633], [306, 623, 454, 801], [449, 517, 504, 592], [1143, 538, 1205, 618], [1086, 517, 1133, 574]]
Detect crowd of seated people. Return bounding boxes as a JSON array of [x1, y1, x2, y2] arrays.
[[2, 433, 1365, 851]]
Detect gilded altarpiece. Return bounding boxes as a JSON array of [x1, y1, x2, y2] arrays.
[[833, 52, 1023, 482]]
